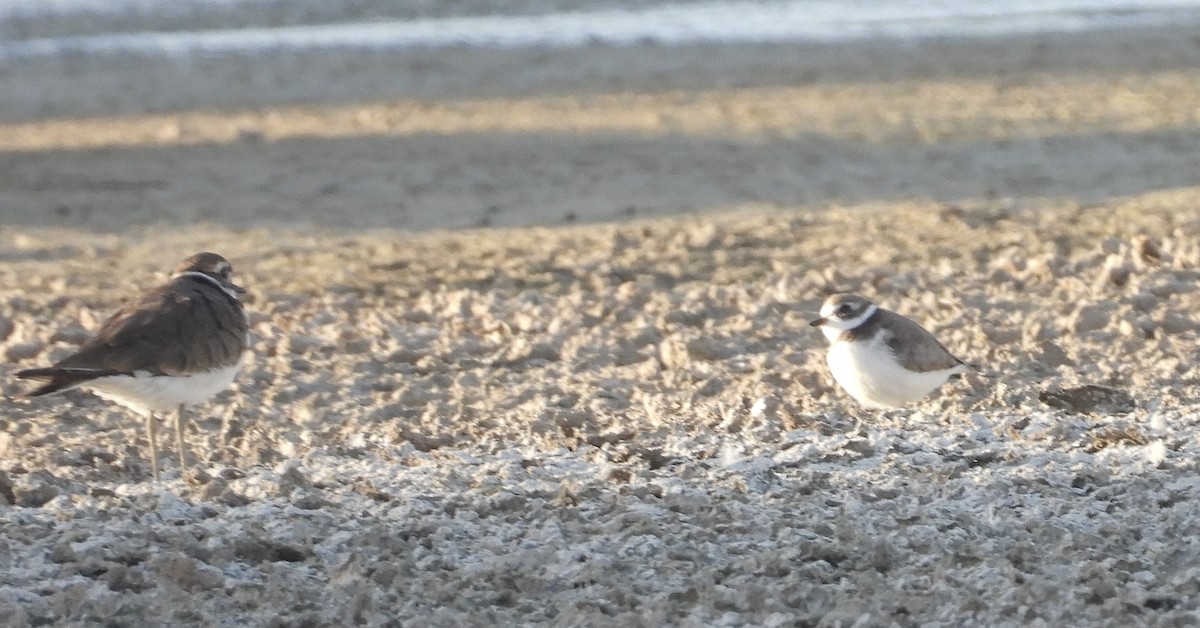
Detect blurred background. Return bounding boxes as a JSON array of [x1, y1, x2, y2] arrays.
[[2, 0, 1200, 232]]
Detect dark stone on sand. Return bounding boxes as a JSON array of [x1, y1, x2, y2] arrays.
[[1039, 384, 1135, 415]]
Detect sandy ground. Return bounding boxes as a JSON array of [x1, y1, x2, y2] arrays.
[[2, 24, 1200, 627]]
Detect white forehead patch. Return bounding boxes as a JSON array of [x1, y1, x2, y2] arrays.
[[820, 297, 867, 319], [821, 303, 878, 332]]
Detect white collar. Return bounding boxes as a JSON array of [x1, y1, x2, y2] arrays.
[[173, 271, 242, 300]]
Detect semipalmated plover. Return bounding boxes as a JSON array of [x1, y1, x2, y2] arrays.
[[16, 252, 249, 481], [809, 293, 968, 409]]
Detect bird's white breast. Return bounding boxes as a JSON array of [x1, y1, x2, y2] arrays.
[[85, 363, 242, 416], [826, 333, 963, 409]]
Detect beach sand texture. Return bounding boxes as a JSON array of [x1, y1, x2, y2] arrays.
[[2, 24, 1200, 626]]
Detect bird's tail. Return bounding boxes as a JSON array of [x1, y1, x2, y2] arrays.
[[948, 360, 978, 379], [14, 367, 127, 397]]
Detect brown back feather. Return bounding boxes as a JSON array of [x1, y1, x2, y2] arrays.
[[841, 308, 965, 373], [50, 275, 247, 376]]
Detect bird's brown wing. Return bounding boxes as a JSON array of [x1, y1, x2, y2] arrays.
[[878, 309, 967, 373], [53, 278, 247, 376]]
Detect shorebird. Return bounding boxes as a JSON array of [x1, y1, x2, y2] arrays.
[[809, 293, 969, 409], [15, 252, 249, 481]]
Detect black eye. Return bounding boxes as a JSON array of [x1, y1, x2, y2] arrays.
[[836, 304, 852, 317]]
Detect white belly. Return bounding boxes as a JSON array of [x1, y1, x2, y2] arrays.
[[85, 363, 241, 416], [826, 337, 963, 409]]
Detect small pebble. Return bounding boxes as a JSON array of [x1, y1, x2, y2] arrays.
[[1071, 303, 1114, 333]]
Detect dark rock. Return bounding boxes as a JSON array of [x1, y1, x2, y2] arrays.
[[1039, 385, 1135, 415], [234, 537, 309, 564], [277, 462, 310, 497], [17, 481, 58, 508], [0, 471, 14, 505], [1037, 341, 1074, 368], [152, 552, 224, 591], [292, 493, 330, 510]]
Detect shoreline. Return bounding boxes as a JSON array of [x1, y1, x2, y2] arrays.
[[5, 0, 1200, 47], [2, 22, 1200, 122]]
